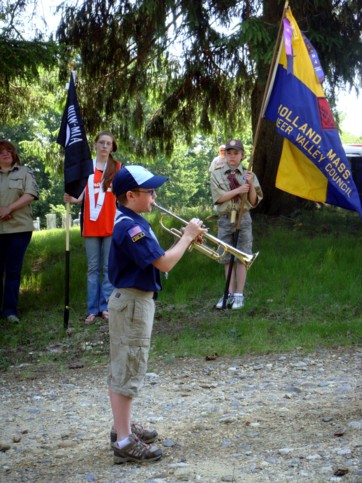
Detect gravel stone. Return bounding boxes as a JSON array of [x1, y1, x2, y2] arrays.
[[1, 347, 361, 482]]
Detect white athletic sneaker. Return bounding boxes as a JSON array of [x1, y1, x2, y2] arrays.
[[6, 315, 20, 323], [216, 293, 234, 309], [231, 294, 244, 309]]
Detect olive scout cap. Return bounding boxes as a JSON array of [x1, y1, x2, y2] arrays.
[[225, 139, 244, 152], [112, 165, 168, 196]]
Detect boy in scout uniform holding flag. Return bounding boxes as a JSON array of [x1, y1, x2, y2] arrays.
[[210, 139, 263, 310]]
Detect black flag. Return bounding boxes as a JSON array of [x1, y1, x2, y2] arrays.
[[57, 73, 93, 198]]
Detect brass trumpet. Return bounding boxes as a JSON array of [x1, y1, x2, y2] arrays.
[[152, 202, 259, 271]]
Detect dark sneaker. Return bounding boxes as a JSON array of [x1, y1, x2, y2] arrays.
[[113, 433, 163, 464], [110, 423, 158, 448]]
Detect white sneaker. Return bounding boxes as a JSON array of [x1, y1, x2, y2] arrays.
[[232, 294, 244, 309], [216, 294, 234, 309], [6, 315, 20, 323]]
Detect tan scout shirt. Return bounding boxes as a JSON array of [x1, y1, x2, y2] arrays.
[[210, 163, 263, 216], [0, 164, 39, 234]]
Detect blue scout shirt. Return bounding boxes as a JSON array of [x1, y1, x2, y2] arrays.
[[109, 206, 165, 292]]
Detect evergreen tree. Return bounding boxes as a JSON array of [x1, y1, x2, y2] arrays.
[[57, 0, 362, 214], [0, 1, 58, 123]]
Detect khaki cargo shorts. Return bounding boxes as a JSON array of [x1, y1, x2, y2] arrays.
[[107, 288, 155, 398], [217, 212, 253, 264]]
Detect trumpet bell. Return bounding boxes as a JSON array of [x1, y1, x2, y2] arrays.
[[215, 241, 259, 271], [153, 202, 259, 271]]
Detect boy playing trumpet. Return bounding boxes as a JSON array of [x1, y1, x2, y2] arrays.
[[107, 165, 206, 464]]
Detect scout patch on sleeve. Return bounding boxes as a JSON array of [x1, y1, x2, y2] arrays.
[[128, 225, 145, 242]]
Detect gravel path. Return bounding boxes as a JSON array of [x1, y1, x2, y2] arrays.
[[1, 347, 361, 482]]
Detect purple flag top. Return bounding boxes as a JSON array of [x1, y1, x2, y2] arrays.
[[283, 18, 293, 56], [283, 18, 294, 75]]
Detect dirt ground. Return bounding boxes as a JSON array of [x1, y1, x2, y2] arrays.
[[1, 346, 361, 482]]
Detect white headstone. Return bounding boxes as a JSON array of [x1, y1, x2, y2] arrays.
[[46, 213, 56, 229], [33, 217, 40, 231]]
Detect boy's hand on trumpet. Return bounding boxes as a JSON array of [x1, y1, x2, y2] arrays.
[[182, 218, 207, 244]]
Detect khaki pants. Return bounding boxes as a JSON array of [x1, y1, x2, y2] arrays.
[[107, 288, 155, 398]]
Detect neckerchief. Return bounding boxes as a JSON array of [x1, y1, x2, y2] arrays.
[[226, 168, 241, 200], [88, 158, 107, 221]]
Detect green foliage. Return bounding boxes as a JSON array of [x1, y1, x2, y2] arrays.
[[340, 127, 362, 144], [55, 0, 361, 158], [0, 37, 57, 85], [56, 0, 258, 154], [237, 17, 276, 66], [23, 228, 86, 307], [293, 1, 362, 95], [148, 137, 215, 208], [1, 1, 361, 220], [0, 105, 67, 228], [0, 207, 361, 369], [0, 68, 64, 168], [0, 0, 59, 124]]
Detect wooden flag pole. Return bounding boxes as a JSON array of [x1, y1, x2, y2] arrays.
[[64, 64, 76, 329], [64, 201, 70, 329]]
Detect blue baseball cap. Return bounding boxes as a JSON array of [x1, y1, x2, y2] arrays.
[[112, 165, 168, 196]]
